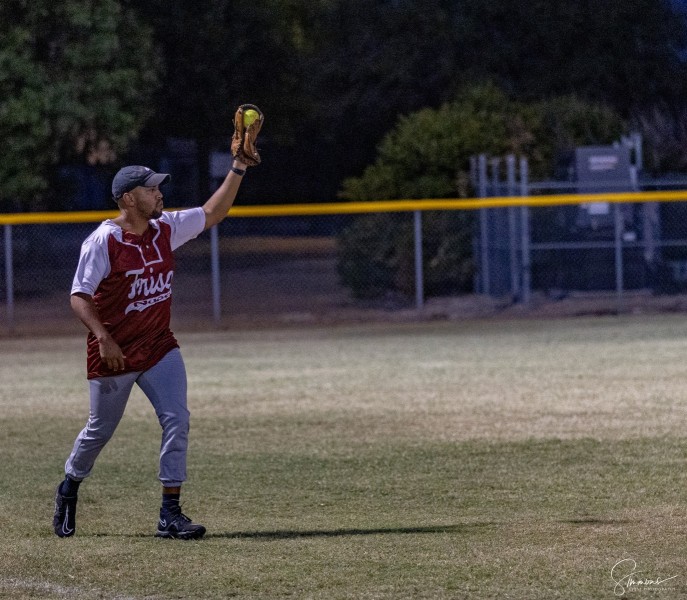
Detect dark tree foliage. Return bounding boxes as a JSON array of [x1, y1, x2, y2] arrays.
[[129, 0, 326, 203], [297, 0, 687, 201], [454, 0, 687, 113], [3, 0, 687, 209], [0, 0, 159, 210]]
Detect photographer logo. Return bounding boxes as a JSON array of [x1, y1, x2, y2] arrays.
[[611, 558, 678, 596]]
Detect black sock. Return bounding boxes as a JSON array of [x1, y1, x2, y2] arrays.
[[161, 492, 180, 514], [60, 476, 81, 497]]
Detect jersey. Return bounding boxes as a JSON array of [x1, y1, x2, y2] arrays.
[[71, 208, 206, 379]]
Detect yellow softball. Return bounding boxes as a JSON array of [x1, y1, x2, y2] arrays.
[[243, 109, 260, 127]]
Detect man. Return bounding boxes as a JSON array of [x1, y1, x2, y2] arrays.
[[53, 106, 263, 540]]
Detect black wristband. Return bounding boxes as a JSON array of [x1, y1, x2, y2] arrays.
[[231, 166, 246, 176]]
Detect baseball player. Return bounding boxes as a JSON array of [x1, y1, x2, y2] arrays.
[[53, 106, 263, 540]]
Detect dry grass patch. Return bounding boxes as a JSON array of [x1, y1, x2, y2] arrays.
[[1, 316, 687, 598]]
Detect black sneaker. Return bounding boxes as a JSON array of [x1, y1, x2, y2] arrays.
[[53, 484, 77, 538], [155, 508, 206, 540]]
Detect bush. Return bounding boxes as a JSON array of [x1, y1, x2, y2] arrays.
[[337, 85, 626, 299], [338, 211, 475, 300]]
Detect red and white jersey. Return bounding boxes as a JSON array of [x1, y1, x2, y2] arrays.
[[71, 208, 206, 379]]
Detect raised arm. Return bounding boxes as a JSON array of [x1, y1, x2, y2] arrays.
[[202, 104, 264, 230], [201, 159, 248, 230]]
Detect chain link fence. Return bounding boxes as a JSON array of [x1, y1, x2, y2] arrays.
[[0, 216, 358, 336], [472, 151, 687, 306], [3, 188, 687, 336]]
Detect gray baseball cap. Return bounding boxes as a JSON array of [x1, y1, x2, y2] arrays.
[[112, 165, 170, 200]]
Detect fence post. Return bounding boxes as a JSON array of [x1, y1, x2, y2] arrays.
[[414, 210, 424, 311], [210, 224, 221, 325], [478, 154, 489, 295], [614, 203, 624, 312], [519, 157, 531, 304], [4, 224, 14, 333], [506, 155, 519, 300]]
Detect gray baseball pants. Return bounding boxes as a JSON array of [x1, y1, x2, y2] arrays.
[[65, 348, 189, 487]]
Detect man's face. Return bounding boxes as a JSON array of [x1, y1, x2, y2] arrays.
[[127, 185, 164, 220]]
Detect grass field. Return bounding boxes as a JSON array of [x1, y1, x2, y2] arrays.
[[1, 315, 687, 599]]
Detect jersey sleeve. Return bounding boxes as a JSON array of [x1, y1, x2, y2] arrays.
[[160, 207, 206, 250], [71, 231, 112, 296]]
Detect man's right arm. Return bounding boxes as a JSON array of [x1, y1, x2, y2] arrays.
[[70, 293, 126, 371]]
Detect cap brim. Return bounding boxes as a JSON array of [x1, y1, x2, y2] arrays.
[[144, 173, 170, 187]]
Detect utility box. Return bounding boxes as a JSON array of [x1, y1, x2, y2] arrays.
[[574, 145, 633, 229], [575, 145, 632, 187]]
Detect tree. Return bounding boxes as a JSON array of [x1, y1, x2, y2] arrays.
[[131, 0, 331, 204], [337, 86, 626, 299], [634, 103, 687, 173], [0, 0, 161, 210], [454, 0, 687, 114], [117, 0, 687, 206], [300, 0, 687, 201], [7, 0, 685, 210]]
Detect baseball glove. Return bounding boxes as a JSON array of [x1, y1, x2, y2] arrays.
[[231, 104, 264, 167]]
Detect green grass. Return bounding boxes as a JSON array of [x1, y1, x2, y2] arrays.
[[1, 316, 687, 598]]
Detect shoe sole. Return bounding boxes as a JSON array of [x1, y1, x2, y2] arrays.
[[155, 526, 206, 540]]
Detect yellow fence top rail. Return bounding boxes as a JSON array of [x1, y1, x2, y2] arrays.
[[2, 189, 687, 225]]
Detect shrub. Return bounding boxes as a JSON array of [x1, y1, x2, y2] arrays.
[[337, 85, 625, 299]]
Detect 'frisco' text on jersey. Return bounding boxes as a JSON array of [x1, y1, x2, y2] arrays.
[[126, 268, 174, 300]]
